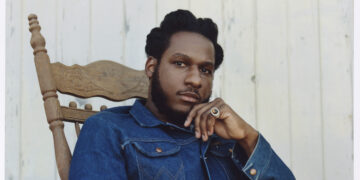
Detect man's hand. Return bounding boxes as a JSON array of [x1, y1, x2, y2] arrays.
[[184, 98, 259, 156]]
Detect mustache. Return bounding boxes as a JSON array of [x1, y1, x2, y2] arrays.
[[176, 88, 201, 99]]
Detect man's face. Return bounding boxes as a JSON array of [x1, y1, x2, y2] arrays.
[[151, 31, 215, 124]]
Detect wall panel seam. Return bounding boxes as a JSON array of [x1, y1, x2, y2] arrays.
[[316, 0, 325, 179], [285, 0, 293, 169], [19, 0, 24, 178], [89, 0, 93, 62], [253, 0, 258, 129]]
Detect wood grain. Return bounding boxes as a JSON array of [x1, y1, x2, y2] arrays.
[[319, 0, 353, 178], [255, 0, 292, 168], [28, 13, 150, 180], [288, 0, 323, 179], [28, 14, 71, 180], [222, 0, 257, 128], [51, 61, 149, 101], [10, 1, 353, 179], [60, 106, 97, 123], [5, 0, 22, 179]]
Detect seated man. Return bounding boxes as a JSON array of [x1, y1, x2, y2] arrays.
[[69, 10, 295, 180]]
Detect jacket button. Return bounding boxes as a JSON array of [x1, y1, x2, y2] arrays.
[[250, 168, 257, 176], [155, 147, 162, 153]]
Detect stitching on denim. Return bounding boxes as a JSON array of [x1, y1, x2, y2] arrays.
[[214, 156, 231, 180], [121, 138, 177, 144], [245, 134, 261, 166], [132, 102, 163, 127], [154, 166, 174, 179], [173, 161, 185, 180], [243, 162, 253, 172], [134, 148, 184, 180], [177, 137, 198, 145], [134, 145, 143, 180], [209, 143, 233, 157], [120, 137, 198, 146], [258, 150, 274, 180], [132, 142, 181, 157]]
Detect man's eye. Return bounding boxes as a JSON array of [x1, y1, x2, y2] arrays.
[[200, 67, 212, 74], [175, 61, 186, 67]]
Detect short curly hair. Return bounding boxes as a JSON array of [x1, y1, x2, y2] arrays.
[[145, 9, 224, 70]]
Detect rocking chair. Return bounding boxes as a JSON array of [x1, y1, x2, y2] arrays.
[[28, 14, 149, 180]]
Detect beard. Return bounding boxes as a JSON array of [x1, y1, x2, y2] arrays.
[[150, 65, 211, 126]]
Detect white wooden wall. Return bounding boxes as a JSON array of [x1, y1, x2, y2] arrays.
[[5, 0, 353, 179]]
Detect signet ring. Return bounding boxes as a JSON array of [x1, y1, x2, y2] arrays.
[[210, 107, 220, 118]]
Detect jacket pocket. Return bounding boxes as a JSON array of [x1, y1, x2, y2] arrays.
[[209, 139, 235, 158], [208, 140, 245, 180], [132, 141, 181, 157], [131, 141, 185, 180]]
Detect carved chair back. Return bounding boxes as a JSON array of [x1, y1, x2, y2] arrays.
[[28, 14, 149, 180]]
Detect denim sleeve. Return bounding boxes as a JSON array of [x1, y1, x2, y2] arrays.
[[231, 133, 295, 180], [69, 115, 128, 180]]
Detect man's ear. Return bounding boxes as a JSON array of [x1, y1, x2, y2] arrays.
[[145, 56, 158, 78]]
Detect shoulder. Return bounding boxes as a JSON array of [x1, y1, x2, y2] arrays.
[[81, 105, 137, 132], [85, 106, 132, 123], [81, 105, 148, 139]]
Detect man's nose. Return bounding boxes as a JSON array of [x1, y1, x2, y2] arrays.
[[184, 67, 202, 88]]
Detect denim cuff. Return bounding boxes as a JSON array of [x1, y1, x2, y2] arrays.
[[231, 133, 273, 179]]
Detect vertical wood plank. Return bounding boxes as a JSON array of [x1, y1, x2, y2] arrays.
[[255, 0, 292, 167], [222, 0, 257, 127], [6, 1, 353, 179], [84, 0, 128, 122], [90, 0, 125, 62], [58, 0, 91, 65], [288, 0, 323, 179], [354, 0, 360, 179], [189, 0, 223, 29], [156, 0, 190, 25], [189, 0, 224, 100], [318, 0, 353, 179], [123, 0, 157, 70], [5, 0, 22, 179], [55, 2, 92, 179], [21, 0, 58, 179]]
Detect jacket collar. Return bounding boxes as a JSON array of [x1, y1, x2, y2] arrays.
[[129, 99, 195, 134], [129, 99, 165, 127]]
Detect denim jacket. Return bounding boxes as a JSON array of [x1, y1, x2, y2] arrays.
[[69, 100, 295, 180]]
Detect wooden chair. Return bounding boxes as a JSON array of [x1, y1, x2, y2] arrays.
[[28, 14, 149, 180]]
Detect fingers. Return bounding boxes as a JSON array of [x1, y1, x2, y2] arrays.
[[186, 98, 224, 141], [184, 103, 206, 127], [203, 101, 223, 140], [197, 105, 212, 141], [184, 103, 207, 139], [207, 113, 216, 135]]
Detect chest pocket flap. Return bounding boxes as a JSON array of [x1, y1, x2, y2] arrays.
[[209, 138, 236, 157], [132, 141, 181, 157]]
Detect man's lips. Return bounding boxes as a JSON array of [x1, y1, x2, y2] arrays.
[[178, 92, 200, 103]]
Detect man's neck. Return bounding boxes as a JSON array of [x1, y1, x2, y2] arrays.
[[144, 98, 170, 124], [144, 98, 187, 128]]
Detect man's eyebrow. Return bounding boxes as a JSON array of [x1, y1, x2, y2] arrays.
[[171, 53, 215, 67], [171, 53, 190, 60]]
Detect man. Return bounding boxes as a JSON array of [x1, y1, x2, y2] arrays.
[[69, 10, 295, 180]]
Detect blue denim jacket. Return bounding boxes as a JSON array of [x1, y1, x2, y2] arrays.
[[69, 100, 295, 180]]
